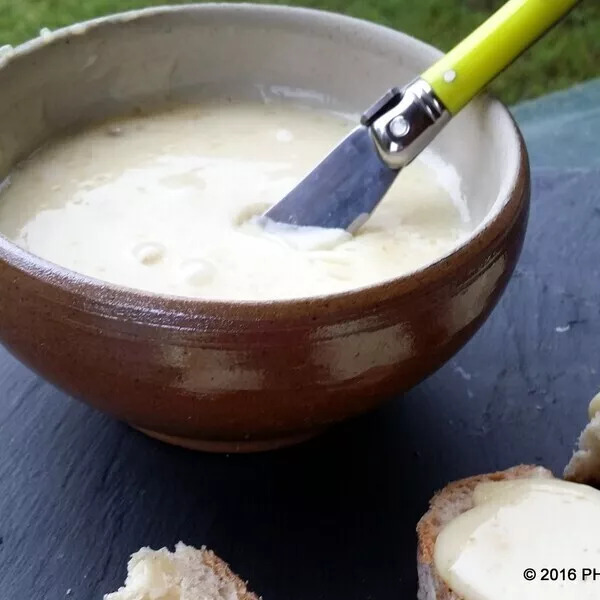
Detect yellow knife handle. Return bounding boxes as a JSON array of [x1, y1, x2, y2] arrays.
[[421, 0, 581, 115]]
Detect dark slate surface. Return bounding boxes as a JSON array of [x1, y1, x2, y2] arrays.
[[1, 80, 600, 600]]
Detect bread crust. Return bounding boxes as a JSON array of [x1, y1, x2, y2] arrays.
[[202, 549, 260, 600], [416, 465, 554, 600]]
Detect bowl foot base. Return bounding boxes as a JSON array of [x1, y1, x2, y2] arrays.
[[135, 427, 324, 453]]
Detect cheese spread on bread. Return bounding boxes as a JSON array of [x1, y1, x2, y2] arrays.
[[434, 478, 600, 599]]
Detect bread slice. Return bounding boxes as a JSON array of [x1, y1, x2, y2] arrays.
[[104, 542, 259, 600], [564, 413, 600, 485], [416, 465, 554, 600]]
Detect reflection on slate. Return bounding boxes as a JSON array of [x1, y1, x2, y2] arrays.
[[1, 83, 600, 600]]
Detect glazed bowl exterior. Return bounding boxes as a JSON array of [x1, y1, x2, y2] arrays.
[[0, 4, 529, 452]]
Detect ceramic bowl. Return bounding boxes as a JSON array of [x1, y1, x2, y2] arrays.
[[0, 4, 529, 452]]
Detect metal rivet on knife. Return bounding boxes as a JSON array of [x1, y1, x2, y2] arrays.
[[388, 115, 410, 138]]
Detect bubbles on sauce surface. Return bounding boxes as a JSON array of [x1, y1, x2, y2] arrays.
[[132, 242, 166, 266], [179, 258, 215, 286]]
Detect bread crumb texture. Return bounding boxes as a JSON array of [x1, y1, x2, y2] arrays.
[[104, 542, 257, 600], [564, 413, 600, 485]]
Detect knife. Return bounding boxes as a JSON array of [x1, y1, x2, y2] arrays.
[[264, 0, 581, 232]]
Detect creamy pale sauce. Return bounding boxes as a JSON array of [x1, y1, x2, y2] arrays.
[[435, 478, 600, 600], [0, 101, 470, 300]]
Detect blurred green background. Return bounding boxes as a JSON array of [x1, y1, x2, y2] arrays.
[[0, 0, 598, 104]]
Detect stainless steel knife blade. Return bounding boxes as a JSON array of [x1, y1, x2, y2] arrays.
[[263, 126, 399, 232]]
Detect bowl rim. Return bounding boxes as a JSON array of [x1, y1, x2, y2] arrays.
[[0, 3, 530, 324]]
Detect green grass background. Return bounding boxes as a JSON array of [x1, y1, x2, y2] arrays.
[[1, 0, 598, 104]]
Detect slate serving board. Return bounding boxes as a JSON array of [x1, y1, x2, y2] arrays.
[[1, 79, 599, 600]]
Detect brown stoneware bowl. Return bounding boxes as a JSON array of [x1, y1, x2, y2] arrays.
[[0, 5, 529, 452]]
